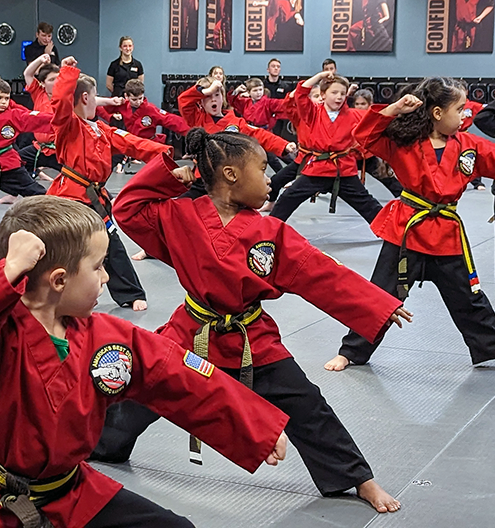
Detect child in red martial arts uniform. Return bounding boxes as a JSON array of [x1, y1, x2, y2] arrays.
[[46, 56, 172, 312], [270, 71, 382, 223], [0, 79, 52, 203], [177, 76, 297, 198], [98, 128, 413, 513], [326, 77, 495, 371], [0, 195, 288, 528]]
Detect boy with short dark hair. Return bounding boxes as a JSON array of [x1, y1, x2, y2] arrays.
[[322, 58, 337, 73], [0, 194, 288, 528], [270, 71, 382, 223], [0, 78, 53, 202], [97, 78, 190, 143]]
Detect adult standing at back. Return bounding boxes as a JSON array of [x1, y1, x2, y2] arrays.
[[264, 58, 289, 100], [106, 36, 144, 97], [24, 22, 60, 65]]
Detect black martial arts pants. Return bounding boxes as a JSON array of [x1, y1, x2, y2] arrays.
[[268, 161, 299, 203], [104, 228, 146, 306], [86, 488, 194, 528], [0, 166, 46, 197], [270, 174, 382, 223], [267, 151, 283, 174], [339, 241, 495, 366], [92, 358, 373, 495], [357, 157, 403, 198], [18, 145, 61, 175]]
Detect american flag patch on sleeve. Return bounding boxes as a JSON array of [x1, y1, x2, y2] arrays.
[[183, 351, 214, 377], [114, 129, 129, 137]]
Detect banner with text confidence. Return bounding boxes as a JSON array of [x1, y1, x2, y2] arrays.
[[426, 0, 494, 53]]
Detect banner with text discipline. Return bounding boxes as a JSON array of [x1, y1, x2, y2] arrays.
[[169, 0, 199, 50], [245, 0, 304, 52], [426, 0, 494, 53], [205, 0, 232, 51], [331, 0, 396, 53]]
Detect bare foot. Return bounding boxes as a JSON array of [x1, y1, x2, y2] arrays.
[[131, 249, 148, 261], [132, 299, 148, 311], [357, 479, 401, 513], [324, 355, 350, 371], [37, 170, 54, 181], [476, 185, 486, 191], [259, 201, 275, 213], [0, 195, 18, 204], [115, 163, 124, 174]]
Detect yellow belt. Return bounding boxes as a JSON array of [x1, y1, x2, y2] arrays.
[[184, 293, 262, 465], [0, 464, 78, 527], [397, 189, 479, 300]]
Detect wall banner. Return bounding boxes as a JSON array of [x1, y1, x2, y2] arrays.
[[206, 0, 232, 51], [170, 0, 199, 50]]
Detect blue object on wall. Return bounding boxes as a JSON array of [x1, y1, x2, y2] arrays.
[[21, 40, 32, 61]]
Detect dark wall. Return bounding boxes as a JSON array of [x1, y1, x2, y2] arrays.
[[0, 0, 99, 82]]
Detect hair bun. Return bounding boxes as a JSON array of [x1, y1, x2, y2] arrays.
[[185, 127, 209, 157]]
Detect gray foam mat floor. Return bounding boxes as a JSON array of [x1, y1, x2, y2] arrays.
[[2, 172, 495, 527]]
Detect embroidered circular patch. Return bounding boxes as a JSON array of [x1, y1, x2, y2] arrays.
[[141, 115, 152, 127], [224, 124, 240, 133], [458, 149, 476, 176], [247, 241, 276, 277], [1, 125, 15, 140], [90, 343, 133, 395]]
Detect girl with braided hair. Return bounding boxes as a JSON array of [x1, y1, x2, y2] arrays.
[[98, 127, 411, 514], [327, 77, 495, 372]]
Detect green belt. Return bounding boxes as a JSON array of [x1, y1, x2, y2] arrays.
[[397, 189, 479, 300], [0, 464, 79, 528], [298, 145, 353, 213], [33, 142, 56, 176], [184, 293, 262, 465], [0, 145, 14, 156]]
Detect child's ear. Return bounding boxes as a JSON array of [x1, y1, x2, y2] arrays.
[[222, 165, 237, 184], [432, 106, 443, 121], [48, 267, 68, 292]]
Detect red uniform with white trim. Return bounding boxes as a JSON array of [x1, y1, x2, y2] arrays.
[[356, 105, 495, 256], [113, 153, 402, 370], [47, 66, 172, 205], [0, 104, 52, 171], [460, 99, 485, 132], [0, 260, 288, 528], [96, 98, 190, 142], [283, 92, 313, 164], [294, 81, 364, 177], [25, 79, 57, 155], [178, 85, 288, 156], [227, 92, 287, 131]]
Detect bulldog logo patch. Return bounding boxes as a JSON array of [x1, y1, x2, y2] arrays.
[[224, 124, 240, 133], [464, 108, 473, 118], [459, 149, 476, 176], [1, 125, 15, 140], [90, 343, 133, 395], [247, 241, 276, 277], [141, 115, 152, 127]]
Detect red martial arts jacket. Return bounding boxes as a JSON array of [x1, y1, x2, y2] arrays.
[[0, 104, 52, 171], [0, 261, 288, 528], [25, 79, 57, 155], [47, 66, 172, 205], [355, 106, 495, 255], [227, 93, 287, 131], [295, 81, 364, 178], [178, 85, 288, 156], [96, 98, 190, 141], [113, 153, 402, 370], [459, 99, 485, 132], [283, 92, 314, 164]]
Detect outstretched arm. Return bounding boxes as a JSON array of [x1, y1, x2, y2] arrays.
[[23, 53, 51, 86]]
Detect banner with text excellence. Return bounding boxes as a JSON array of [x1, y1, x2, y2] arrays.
[[426, 0, 494, 53], [331, 0, 396, 53], [205, 0, 232, 51], [169, 0, 199, 50], [245, 0, 304, 52]]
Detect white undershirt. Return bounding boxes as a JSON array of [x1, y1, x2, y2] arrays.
[[85, 118, 101, 137], [327, 110, 340, 122]]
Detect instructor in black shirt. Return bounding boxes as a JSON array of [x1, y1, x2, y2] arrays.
[[24, 22, 60, 65], [106, 36, 144, 97]]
